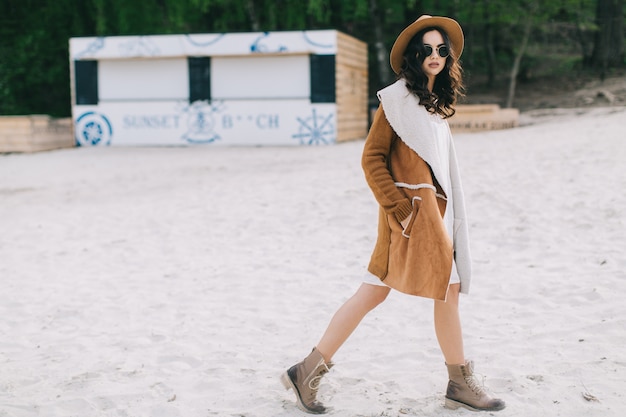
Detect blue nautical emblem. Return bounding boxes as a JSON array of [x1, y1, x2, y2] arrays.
[[302, 32, 334, 49], [250, 32, 288, 53], [181, 101, 224, 144], [184, 34, 225, 47], [75, 112, 113, 146], [118, 36, 160, 57], [292, 109, 335, 145], [74, 37, 105, 59]]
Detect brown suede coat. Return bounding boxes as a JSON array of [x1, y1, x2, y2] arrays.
[[362, 105, 454, 300]]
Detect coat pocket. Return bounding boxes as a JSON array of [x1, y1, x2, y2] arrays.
[[386, 190, 453, 300], [401, 196, 422, 238]]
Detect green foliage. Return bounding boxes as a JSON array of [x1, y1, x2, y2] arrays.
[[308, 0, 331, 24], [1, 0, 97, 116], [0, 0, 623, 116]]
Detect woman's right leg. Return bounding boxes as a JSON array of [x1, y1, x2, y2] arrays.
[[316, 283, 391, 362], [282, 283, 390, 414]]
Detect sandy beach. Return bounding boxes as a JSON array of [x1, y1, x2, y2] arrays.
[[1, 106, 625, 417]]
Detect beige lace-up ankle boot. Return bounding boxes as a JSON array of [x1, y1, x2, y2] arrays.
[[281, 348, 333, 414], [445, 360, 506, 411]]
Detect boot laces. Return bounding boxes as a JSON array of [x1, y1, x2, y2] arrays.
[[465, 374, 487, 397], [309, 375, 322, 391], [308, 363, 331, 391]]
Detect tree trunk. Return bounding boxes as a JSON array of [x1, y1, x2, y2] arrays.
[[484, 24, 497, 87], [370, 0, 393, 86], [483, 1, 497, 89], [505, 18, 532, 108], [246, 0, 260, 32], [576, 2, 593, 67], [590, 0, 624, 78]]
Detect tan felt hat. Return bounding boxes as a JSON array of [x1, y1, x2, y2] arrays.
[[390, 15, 464, 74]]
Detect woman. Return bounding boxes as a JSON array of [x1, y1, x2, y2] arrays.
[[281, 15, 505, 414]]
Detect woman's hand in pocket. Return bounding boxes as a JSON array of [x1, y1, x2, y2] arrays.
[[400, 212, 413, 229]]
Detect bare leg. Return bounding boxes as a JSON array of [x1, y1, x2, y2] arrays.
[[316, 283, 391, 362], [434, 283, 465, 365]]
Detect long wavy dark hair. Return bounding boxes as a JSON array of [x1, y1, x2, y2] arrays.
[[398, 27, 464, 118]]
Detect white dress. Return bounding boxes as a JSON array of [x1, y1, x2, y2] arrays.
[[363, 111, 460, 287]]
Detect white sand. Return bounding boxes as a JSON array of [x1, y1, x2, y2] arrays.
[[1, 107, 625, 417]]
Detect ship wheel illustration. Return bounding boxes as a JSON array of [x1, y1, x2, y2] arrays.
[[292, 109, 335, 145]]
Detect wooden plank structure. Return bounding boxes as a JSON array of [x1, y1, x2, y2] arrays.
[[449, 104, 519, 133], [335, 32, 368, 142], [0, 116, 74, 153]]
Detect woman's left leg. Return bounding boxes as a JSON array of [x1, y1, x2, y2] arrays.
[[433, 283, 506, 412], [433, 283, 464, 365]]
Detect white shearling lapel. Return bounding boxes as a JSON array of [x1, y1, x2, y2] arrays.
[[377, 79, 448, 196]]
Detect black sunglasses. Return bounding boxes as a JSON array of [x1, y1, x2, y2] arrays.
[[422, 44, 450, 58]]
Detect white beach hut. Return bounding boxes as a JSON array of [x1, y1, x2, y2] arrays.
[[69, 30, 368, 146]]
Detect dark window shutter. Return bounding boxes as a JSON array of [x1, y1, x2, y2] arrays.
[[310, 54, 335, 103], [74, 60, 98, 105], [189, 57, 211, 103]]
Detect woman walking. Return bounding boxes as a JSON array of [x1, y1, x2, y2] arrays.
[[281, 15, 505, 414]]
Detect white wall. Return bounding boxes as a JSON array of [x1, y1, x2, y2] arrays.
[[73, 100, 336, 146], [70, 31, 338, 60], [99, 58, 189, 101], [211, 55, 310, 100]]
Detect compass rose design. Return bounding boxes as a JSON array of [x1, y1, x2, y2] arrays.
[[292, 109, 335, 145], [75, 112, 113, 146]]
